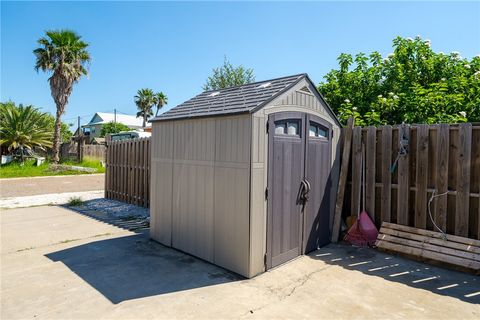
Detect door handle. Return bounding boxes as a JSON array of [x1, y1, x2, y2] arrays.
[[304, 179, 311, 196], [297, 179, 311, 205]]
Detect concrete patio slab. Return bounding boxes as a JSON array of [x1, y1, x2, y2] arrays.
[[1, 205, 479, 319]]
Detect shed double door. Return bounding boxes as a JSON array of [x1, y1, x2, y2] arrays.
[[266, 112, 332, 269]]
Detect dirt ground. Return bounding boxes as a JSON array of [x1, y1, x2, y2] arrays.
[[1, 205, 479, 319], [0, 174, 104, 198]]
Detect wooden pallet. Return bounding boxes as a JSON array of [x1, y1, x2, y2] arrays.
[[376, 222, 480, 274]]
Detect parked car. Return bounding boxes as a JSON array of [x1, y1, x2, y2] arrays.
[[107, 131, 151, 142]]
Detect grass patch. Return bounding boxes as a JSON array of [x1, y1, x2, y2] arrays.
[[61, 157, 106, 173], [67, 197, 84, 207], [0, 157, 105, 179]]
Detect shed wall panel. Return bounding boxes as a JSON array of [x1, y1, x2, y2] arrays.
[[150, 122, 174, 245], [171, 118, 216, 261], [151, 115, 251, 277], [249, 114, 268, 277], [214, 166, 250, 275], [214, 115, 251, 276], [172, 163, 215, 261]]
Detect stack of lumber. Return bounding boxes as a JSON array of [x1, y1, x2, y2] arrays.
[[376, 222, 480, 274]]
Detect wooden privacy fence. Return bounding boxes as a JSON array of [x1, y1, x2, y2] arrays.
[[83, 145, 106, 160], [60, 142, 105, 161], [105, 138, 151, 207], [343, 123, 480, 240]]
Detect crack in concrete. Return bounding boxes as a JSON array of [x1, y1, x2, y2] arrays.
[[4, 232, 120, 255], [240, 265, 332, 317]]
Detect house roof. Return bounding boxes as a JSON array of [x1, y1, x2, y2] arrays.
[[84, 112, 151, 127], [151, 74, 307, 121], [91, 137, 106, 145]]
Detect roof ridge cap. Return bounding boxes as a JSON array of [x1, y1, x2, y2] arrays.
[[201, 73, 306, 94]]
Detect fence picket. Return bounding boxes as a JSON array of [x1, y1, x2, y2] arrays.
[[435, 124, 449, 231], [366, 126, 376, 221], [351, 126, 363, 217], [456, 123, 472, 237], [415, 124, 429, 229], [381, 126, 392, 223]]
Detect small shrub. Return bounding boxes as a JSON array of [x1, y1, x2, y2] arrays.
[[67, 197, 83, 206]]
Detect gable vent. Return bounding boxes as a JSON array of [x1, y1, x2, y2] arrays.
[[299, 86, 312, 93]]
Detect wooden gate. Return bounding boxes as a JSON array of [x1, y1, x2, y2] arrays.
[[344, 123, 480, 240], [105, 138, 150, 207]]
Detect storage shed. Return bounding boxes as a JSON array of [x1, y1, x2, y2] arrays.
[[150, 74, 342, 278]]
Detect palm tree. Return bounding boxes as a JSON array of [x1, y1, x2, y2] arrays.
[[0, 102, 53, 160], [33, 30, 90, 163], [154, 92, 168, 116], [134, 88, 155, 127]]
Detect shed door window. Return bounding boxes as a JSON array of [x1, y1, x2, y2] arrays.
[[274, 120, 300, 136], [309, 122, 328, 138]]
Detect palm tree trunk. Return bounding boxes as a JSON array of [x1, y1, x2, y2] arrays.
[[142, 114, 147, 128], [52, 107, 63, 163]]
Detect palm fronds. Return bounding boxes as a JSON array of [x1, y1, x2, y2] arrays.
[[0, 102, 53, 151]]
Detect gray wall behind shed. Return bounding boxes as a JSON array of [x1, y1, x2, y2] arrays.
[[150, 114, 252, 277]]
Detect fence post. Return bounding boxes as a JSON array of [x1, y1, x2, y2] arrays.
[[397, 124, 410, 226]]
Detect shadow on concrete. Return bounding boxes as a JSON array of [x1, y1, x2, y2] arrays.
[[46, 232, 240, 304], [309, 243, 479, 304], [64, 198, 150, 233]]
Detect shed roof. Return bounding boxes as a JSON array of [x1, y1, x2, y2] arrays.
[[151, 74, 307, 121]]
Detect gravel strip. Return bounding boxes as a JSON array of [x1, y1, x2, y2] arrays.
[[0, 190, 104, 209]]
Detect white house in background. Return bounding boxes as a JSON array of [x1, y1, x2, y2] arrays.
[[82, 112, 151, 142]]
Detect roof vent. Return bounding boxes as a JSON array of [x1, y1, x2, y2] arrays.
[[209, 91, 220, 97], [257, 82, 272, 89], [299, 86, 312, 93]]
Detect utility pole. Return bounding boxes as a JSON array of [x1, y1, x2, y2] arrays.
[[114, 108, 117, 124], [76, 116, 84, 163]]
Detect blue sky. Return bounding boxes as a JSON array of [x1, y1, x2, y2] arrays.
[[2, 1, 479, 127]]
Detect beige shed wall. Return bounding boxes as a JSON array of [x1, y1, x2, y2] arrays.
[[249, 78, 341, 277], [150, 114, 251, 277]]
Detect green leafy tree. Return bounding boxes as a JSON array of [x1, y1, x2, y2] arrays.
[[34, 30, 90, 163], [134, 88, 155, 127], [318, 36, 480, 125], [100, 121, 131, 137], [154, 92, 168, 116], [0, 102, 53, 152], [203, 57, 255, 91]]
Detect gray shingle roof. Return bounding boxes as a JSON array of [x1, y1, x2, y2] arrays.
[[152, 74, 306, 121]]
